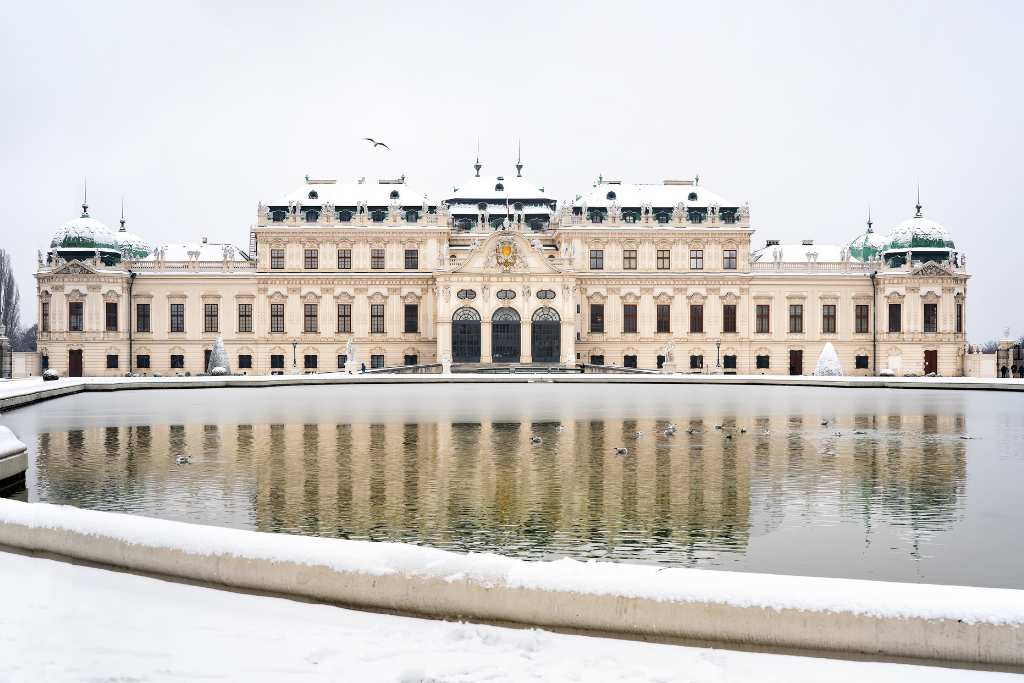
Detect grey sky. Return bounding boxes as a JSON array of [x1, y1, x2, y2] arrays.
[[2, 0, 1020, 341]]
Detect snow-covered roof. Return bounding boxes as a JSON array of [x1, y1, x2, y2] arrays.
[[50, 215, 122, 252], [268, 179, 430, 207], [446, 175, 554, 202], [751, 243, 847, 263], [575, 181, 731, 209], [886, 213, 954, 251], [447, 202, 553, 216], [143, 241, 249, 262]]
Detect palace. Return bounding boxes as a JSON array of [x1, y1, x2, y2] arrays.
[[35, 162, 969, 377]]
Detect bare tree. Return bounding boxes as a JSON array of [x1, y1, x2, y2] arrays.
[[0, 249, 21, 339], [13, 323, 36, 352]]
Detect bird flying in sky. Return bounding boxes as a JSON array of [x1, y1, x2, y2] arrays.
[[363, 137, 390, 150]]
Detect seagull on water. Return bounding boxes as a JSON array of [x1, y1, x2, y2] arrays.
[[175, 455, 192, 465], [362, 137, 391, 150], [530, 435, 543, 444], [613, 447, 629, 455]]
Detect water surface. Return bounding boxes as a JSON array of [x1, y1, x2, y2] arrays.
[[4, 383, 1022, 588]]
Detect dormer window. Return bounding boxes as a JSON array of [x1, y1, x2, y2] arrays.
[[477, 202, 487, 211], [308, 190, 319, 200], [606, 191, 616, 201], [513, 202, 523, 212], [688, 192, 698, 201], [271, 209, 287, 222], [656, 212, 670, 224], [389, 190, 400, 200], [304, 209, 320, 223], [338, 210, 352, 222], [495, 183, 504, 192], [371, 209, 385, 222]]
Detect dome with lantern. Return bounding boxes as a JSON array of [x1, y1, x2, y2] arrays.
[[48, 193, 152, 265], [847, 210, 888, 262], [882, 194, 957, 267]]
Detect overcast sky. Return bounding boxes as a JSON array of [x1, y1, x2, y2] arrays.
[[2, 0, 1020, 341]]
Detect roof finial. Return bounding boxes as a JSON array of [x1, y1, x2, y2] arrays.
[[516, 140, 523, 177], [120, 196, 126, 232], [866, 205, 873, 232], [81, 178, 89, 217], [474, 139, 481, 177], [915, 185, 922, 217], [695, 173, 700, 186]]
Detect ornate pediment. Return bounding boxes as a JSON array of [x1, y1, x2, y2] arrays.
[[911, 262, 956, 278], [51, 260, 99, 276], [454, 232, 562, 275]]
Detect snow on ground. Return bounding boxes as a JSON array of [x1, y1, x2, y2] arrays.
[[0, 426, 26, 458], [0, 550, 1017, 683]]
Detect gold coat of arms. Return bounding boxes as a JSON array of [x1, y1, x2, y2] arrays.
[[494, 239, 518, 271]]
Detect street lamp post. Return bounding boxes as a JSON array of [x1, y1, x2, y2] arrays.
[[716, 339, 721, 368], [292, 339, 298, 374]]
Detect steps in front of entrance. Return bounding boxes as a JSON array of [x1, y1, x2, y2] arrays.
[[451, 363, 582, 374]]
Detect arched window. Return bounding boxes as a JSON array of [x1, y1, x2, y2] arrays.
[[606, 190, 616, 201], [536, 289, 556, 300], [688, 192, 698, 201], [456, 289, 477, 300], [389, 190, 400, 200], [495, 183, 504, 192], [532, 307, 560, 322], [452, 307, 481, 321], [271, 209, 287, 222], [371, 209, 385, 222], [492, 307, 520, 322], [338, 210, 352, 222], [308, 190, 319, 200], [304, 210, 319, 223]]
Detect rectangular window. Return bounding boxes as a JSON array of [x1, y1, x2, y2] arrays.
[[723, 249, 737, 270], [923, 303, 938, 333], [303, 303, 318, 333], [689, 249, 704, 270], [270, 249, 285, 269], [404, 303, 418, 333], [238, 354, 252, 369], [337, 303, 352, 333], [723, 304, 737, 333], [656, 249, 671, 270], [170, 303, 184, 333], [106, 354, 118, 369], [689, 304, 704, 334], [956, 303, 963, 333], [371, 248, 385, 270], [68, 302, 83, 332], [371, 354, 385, 369], [204, 303, 219, 333], [304, 249, 318, 270], [888, 303, 902, 333], [370, 303, 385, 333], [690, 354, 703, 369], [270, 354, 285, 369], [756, 304, 770, 334], [404, 249, 419, 270], [238, 303, 252, 333], [590, 355, 605, 366], [136, 303, 150, 333], [623, 304, 637, 333], [855, 304, 870, 334], [105, 302, 118, 332], [589, 303, 604, 333], [724, 355, 737, 369], [337, 354, 347, 369], [622, 249, 637, 270], [657, 304, 671, 333], [756, 355, 770, 369], [404, 354, 418, 366], [855, 355, 870, 369], [337, 248, 352, 270], [590, 249, 604, 270], [270, 303, 285, 333], [788, 304, 803, 333], [136, 354, 150, 369], [41, 302, 50, 332], [41, 355, 49, 371], [170, 354, 184, 369], [304, 354, 318, 369], [822, 304, 837, 334], [624, 355, 638, 368]]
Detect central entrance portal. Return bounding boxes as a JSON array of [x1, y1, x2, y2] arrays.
[[452, 307, 481, 363], [531, 307, 561, 362], [491, 307, 521, 363]]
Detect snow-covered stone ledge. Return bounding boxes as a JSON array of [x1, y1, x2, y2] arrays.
[[1, 499, 1021, 668], [0, 427, 27, 494], [2, 372, 1023, 413]]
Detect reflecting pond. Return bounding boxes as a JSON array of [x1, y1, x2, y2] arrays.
[[3, 383, 1023, 588]]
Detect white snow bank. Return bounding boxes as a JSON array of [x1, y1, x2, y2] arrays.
[[3, 551, 1007, 683], [3, 499, 1024, 626], [0, 426, 26, 459]]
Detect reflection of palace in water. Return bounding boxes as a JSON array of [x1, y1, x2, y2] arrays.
[[33, 411, 968, 563]]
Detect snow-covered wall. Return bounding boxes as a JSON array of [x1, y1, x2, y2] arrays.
[[0, 499, 1022, 666]]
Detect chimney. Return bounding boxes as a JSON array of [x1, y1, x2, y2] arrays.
[[801, 239, 814, 246], [202, 237, 208, 244], [765, 239, 780, 247]]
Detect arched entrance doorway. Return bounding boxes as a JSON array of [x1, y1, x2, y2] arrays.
[[531, 307, 561, 363], [491, 307, 521, 363], [451, 307, 481, 363]]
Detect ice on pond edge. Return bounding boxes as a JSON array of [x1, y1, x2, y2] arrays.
[[1, 499, 1023, 626]]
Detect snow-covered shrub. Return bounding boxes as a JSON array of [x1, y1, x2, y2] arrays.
[[878, 368, 896, 377], [813, 342, 843, 376], [206, 337, 231, 375], [42, 369, 60, 382], [210, 366, 228, 376]]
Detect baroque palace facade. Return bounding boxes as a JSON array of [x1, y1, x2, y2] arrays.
[[36, 163, 969, 377]]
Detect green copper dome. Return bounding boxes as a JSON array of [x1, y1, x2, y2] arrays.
[[50, 216, 122, 253]]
